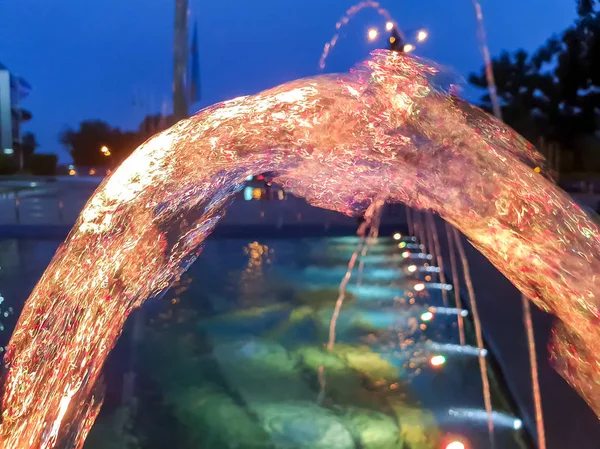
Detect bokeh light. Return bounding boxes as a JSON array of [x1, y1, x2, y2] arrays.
[[417, 29, 428, 42], [445, 442, 465, 449], [367, 28, 379, 41], [421, 311, 434, 321], [431, 355, 447, 367]]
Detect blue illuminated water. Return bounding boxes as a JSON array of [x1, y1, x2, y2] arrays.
[[0, 236, 529, 449]]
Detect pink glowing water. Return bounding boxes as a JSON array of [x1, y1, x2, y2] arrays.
[[1, 51, 600, 448]]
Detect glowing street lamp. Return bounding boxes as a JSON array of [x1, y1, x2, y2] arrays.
[[403, 43, 415, 53], [100, 145, 111, 157], [393, 232, 402, 240], [385, 21, 394, 31], [416, 29, 428, 42], [367, 28, 379, 41]]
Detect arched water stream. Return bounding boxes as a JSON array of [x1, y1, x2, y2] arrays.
[[2, 51, 599, 448]]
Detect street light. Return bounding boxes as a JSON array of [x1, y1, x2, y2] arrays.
[[403, 44, 415, 53], [385, 21, 394, 31], [100, 145, 111, 157]]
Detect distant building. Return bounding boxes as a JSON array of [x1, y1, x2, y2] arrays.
[[0, 63, 31, 160]]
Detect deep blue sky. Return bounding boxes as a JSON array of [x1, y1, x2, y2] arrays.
[[1, 0, 576, 162]]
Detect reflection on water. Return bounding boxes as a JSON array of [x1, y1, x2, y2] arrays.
[[240, 242, 273, 307]]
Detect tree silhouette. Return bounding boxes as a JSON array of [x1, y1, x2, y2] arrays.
[[60, 121, 143, 168], [470, 7, 600, 170], [60, 116, 176, 168]]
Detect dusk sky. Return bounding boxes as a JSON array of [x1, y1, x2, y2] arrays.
[[1, 0, 577, 162]]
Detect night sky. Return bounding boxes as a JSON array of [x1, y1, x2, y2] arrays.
[[1, 0, 576, 162]]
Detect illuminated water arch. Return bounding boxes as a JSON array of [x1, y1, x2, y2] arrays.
[[2, 51, 600, 448]]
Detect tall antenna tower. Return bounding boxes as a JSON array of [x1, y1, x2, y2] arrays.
[[173, 0, 189, 120]]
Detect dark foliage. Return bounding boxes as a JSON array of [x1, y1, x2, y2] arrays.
[[0, 154, 18, 175], [59, 116, 176, 169], [470, 5, 600, 169], [27, 154, 58, 176]]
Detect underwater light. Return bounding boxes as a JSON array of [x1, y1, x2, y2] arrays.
[[430, 342, 487, 357], [448, 408, 522, 430], [414, 283, 426, 292], [421, 311, 434, 322], [445, 442, 465, 449], [430, 355, 446, 367]]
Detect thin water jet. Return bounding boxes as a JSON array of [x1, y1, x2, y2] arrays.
[[426, 212, 449, 307], [446, 222, 466, 346], [452, 227, 495, 447], [319, 1, 396, 69], [522, 294, 547, 449]]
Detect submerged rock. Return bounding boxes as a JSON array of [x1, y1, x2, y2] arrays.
[[257, 401, 355, 449], [342, 407, 403, 449], [334, 344, 400, 382], [389, 404, 440, 449], [172, 386, 275, 449], [212, 339, 315, 404]]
